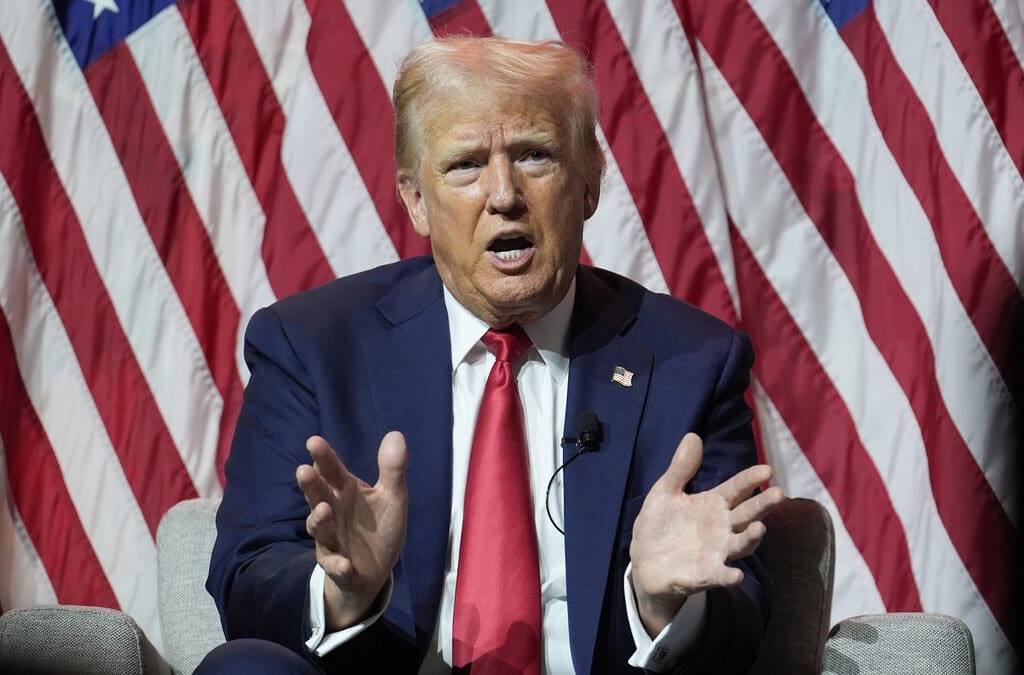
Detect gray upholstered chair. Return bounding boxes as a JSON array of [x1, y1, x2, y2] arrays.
[[751, 497, 836, 673], [0, 496, 977, 674], [823, 612, 976, 674]]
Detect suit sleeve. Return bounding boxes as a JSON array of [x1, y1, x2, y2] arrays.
[[205, 307, 420, 671], [673, 330, 770, 675]]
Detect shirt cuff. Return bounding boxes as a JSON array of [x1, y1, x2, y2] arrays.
[[624, 563, 709, 672], [304, 564, 393, 657]]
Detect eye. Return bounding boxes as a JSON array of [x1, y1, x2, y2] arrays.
[[521, 149, 551, 163], [448, 159, 480, 172]]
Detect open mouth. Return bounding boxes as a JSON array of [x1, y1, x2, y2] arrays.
[[487, 233, 535, 262]]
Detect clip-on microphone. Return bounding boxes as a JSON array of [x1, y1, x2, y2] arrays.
[[545, 410, 603, 535]]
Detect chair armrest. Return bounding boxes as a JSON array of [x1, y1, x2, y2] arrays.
[[823, 612, 975, 674], [0, 605, 171, 675]]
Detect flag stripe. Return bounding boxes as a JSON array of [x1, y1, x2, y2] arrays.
[[603, 0, 742, 313], [747, 0, 1018, 525], [2, 0, 224, 501], [0, 464, 59, 610], [874, 0, 1024, 293], [0, 169, 159, 636], [729, 225, 923, 612], [84, 43, 243, 481], [0, 214, 117, 610], [234, 0, 400, 277], [927, 0, 1024, 178], [838, 5, 1024, 402], [123, 5, 278, 355], [0, 38, 199, 534], [685, 0, 1016, 641], [178, 0, 335, 298], [693, 29, 1013, 666], [546, 0, 738, 324], [751, 381, 888, 623], [303, 0, 429, 260]]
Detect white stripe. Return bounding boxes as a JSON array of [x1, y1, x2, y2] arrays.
[[0, 455, 59, 610], [603, 0, 741, 314], [989, 0, 1024, 74], [696, 41, 1014, 674], [1, 0, 222, 498], [126, 6, 276, 387], [342, 0, 433, 94], [476, 0, 671, 294], [749, 0, 1018, 526], [235, 0, 399, 278], [751, 381, 886, 627], [875, 0, 1024, 288], [0, 175, 162, 649]]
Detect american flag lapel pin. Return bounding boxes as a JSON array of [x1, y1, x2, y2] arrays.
[[611, 365, 634, 388]]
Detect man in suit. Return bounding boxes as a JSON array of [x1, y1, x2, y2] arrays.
[[204, 36, 784, 674]]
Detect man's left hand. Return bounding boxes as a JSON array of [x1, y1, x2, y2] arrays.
[[629, 433, 785, 636]]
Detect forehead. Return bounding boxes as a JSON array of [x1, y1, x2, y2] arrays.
[[419, 90, 568, 153]]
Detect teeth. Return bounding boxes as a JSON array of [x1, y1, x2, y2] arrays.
[[495, 249, 525, 261]]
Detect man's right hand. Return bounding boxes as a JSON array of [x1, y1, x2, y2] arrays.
[[296, 432, 409, 631]]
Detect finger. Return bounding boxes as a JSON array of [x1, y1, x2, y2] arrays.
[[306, 501, 342, 551], [651, 433, 703, 494], [307, 435, 353, 490], [296, 463, 333, 508], [375, 431, 408, 494], [726, 520, 768, 563], [710, 565, 744, 588], [730, 486, 785, 531], [712, 464, 774, 507]]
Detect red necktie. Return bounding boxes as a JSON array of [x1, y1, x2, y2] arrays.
[[453, 326, 542, 674]]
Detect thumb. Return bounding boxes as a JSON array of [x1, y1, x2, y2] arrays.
[[376, 431, 408, 493], [653, 433, 703, 494]]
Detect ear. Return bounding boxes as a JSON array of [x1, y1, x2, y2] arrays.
[[397, 169, 430, 238], [583, 179, 601, 220]]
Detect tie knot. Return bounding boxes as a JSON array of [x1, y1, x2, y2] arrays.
[[482, 326, 532, 364]]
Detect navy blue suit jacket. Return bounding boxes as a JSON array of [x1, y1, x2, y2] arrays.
[[207, 257, 769, 673]]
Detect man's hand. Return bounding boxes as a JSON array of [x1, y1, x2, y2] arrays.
[[296, 432, 409, 631], [630, 433, 785, 636]]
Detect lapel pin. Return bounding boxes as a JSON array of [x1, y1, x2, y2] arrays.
[[611, 365, 634, 388]]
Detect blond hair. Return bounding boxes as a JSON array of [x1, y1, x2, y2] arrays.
[[393, 36, 605, 191]]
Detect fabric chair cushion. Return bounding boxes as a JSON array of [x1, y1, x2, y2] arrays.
[[156, 497, 225, 675], [0, 604, 170, 675], [824, 612, 976, 674]]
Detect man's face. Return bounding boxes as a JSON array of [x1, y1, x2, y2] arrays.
[[398, 94, 598, 328]]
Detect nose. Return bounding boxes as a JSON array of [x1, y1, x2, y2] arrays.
[[483, 156, 521, 215]]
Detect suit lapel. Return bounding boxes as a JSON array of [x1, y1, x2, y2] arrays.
[[563, 268, 652, 674], [363, 263, 453, 651]]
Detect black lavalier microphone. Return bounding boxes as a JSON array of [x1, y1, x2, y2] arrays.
[[546, 411, 603, 535]]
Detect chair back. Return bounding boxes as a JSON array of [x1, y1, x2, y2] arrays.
[[823, 613, 976, 674], [156, 497, 225, 674], [750, 496, 836, 674]]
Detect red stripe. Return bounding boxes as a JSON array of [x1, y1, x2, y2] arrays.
[[0, 313, 119, 608], [428, 0, 493, 37], [730, 227, 923, 612], [544, 1, 737, 326], [85, 45, 242, 483], [178, 1, 335, 297], [681, 0, 1018, 641], [0, 40, 198, 535], [929, 0, 1024, 176], [304, 0, 429, 260], [840, 7, 1024, 415]]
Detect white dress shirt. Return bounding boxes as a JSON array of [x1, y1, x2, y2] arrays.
[[305, 281, 706, 672]]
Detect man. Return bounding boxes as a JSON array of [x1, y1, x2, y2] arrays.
[[205, 36, 784, 674]]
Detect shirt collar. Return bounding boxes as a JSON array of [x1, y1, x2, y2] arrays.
[[443, 278, 575, 385]]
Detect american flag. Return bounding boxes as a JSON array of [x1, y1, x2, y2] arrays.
[[0, 0, 1020, 671]]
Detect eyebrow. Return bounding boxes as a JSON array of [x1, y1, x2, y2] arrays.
[[433, 130, 564, 167]]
